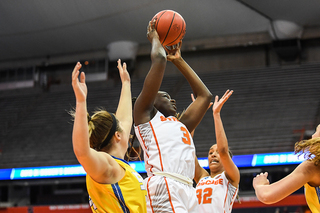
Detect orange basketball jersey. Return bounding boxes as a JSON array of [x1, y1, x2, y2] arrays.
[[135, 110, 198, 212], [135, 110, 196, 179], [196, 172, 238, 213]]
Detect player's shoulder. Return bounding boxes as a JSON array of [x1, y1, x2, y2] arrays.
[[299, 160, 318, 172]]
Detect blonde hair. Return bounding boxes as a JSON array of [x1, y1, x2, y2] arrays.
[[295, 137, 320, 166], [71, 108, 121, 151]]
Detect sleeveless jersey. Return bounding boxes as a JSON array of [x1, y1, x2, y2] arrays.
[[304, 183, 320, 213], [86, 156, 147, 213], [134, 110, 195, 179], [196, 172, 238, 213]]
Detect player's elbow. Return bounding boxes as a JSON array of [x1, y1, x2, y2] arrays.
[[207, 91, 213, 99], [218, 147, 229, 156], [73, 145, 89, 160], [202, 91, 213, 103], [197, 91, 213, 106]]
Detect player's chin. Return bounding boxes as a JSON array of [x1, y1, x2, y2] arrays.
[[170, 109, 177, 116], [209, 163, 220, 170]]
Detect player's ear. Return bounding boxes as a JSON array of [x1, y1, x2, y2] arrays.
[[114, 131, 121, 142]]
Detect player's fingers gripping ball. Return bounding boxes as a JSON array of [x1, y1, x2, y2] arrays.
[[151, 10, 186, 50]]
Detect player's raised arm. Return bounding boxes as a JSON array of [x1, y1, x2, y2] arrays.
[[167, 48, 212, 133], [212, 90, 240, 187], [134, 20, 167, 125]]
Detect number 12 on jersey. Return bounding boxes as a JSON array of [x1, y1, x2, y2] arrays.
[[196, 188, 213, 204]]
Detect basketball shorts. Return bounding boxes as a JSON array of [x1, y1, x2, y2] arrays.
[[145, 175, 198, 213]]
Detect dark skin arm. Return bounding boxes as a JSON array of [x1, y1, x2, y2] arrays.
[[134, 21, 167, 125], [190, 93, 212, 183], [194, 157, 210, 184], [167, 48, 212, 132]]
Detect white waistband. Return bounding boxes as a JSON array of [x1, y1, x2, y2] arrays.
[[153, 172, 193, 186]]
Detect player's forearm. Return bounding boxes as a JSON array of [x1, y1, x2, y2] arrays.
[[150, 37, 167, 63], [213, 113, 229, 154], [116, 82, 132, 130], [73, 102, 90, 157], [173, 57, 212, 99], [254, 185, 278, 204], [143, 38, 167, 97]]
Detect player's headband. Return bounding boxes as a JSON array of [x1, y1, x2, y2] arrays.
[[99, 113, 117, 150]]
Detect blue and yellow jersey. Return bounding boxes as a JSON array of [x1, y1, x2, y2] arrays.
[[86, 156, 147, 213], [304, 183, 320, 213]]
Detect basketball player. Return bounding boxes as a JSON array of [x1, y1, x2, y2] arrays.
[[71, 60, 147, 213], [194, 90, 240, 213], [133, 21, 212, 213], [253, 124, 320, 212]]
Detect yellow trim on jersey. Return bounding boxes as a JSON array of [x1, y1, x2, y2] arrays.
[[304, 183, 320, 213], [86, 157, 147, 213]]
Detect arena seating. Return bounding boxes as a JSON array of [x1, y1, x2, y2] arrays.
[[1, 63, 320, 168]]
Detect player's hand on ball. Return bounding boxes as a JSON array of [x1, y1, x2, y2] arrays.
[[167, 45, 182, 62], [147, 20, 159, 43]]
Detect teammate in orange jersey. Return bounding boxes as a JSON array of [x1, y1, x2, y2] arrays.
[[194, 90, 240, 213], [71, 60, 147, 213], [253, 124, 320, 212], [134, 20, 212, 213]]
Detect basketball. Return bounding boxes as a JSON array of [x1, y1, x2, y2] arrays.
[[151, 10, 186, 48]]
